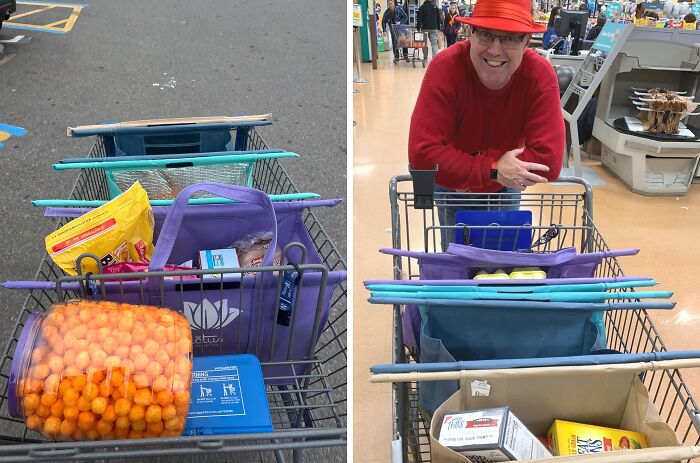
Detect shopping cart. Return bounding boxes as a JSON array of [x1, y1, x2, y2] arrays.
[[0, 126, 347, 462], [377, 171, 700, 463], [389, 23, 427, 68]]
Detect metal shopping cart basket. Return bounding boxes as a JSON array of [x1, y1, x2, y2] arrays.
[[0, 127, 347, 462], [389, 23, 427, 68], [379, 170, 700, 463]]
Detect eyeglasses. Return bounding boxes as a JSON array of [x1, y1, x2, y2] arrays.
[[471, 28, 528, 50]]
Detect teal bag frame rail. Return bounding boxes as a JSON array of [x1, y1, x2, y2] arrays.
[[53, 151, 299, 199]]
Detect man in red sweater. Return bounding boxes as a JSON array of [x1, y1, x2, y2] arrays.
[[408, 0, 565, 250]]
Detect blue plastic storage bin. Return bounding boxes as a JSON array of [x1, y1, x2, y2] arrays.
[[184, 354, 273, 435]]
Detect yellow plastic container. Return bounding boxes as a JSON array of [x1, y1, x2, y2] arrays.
[[509, 267, 547, 279], [473, 269, 509, 280]]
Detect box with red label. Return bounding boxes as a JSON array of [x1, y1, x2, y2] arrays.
[[547, 420, 648, 455], [438, 407, 552, 462]]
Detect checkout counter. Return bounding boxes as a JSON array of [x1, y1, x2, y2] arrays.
[[541, 26, 700, 195]]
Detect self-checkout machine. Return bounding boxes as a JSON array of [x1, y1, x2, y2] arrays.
[[560, 21, 634, 184], [592, 26, 700, 195]]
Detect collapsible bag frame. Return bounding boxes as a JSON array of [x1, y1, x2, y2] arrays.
[[52, 151, 300, 200], [384, 171, 700, 463], [0, 126, 347, 461]]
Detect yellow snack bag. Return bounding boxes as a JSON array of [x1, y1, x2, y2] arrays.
[[45, 182, 155, 275]]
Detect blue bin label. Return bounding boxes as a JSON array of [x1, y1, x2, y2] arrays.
[[189, 365, 245, 418]]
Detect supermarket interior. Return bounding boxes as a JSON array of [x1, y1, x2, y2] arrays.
[[354, 0, 700, 461]]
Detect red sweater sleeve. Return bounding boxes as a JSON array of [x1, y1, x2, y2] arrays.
[[516, 63, 565, 182], [408, 59, 491, 191]]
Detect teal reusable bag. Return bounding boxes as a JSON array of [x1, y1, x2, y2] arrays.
[[53, 151, 298, 200]]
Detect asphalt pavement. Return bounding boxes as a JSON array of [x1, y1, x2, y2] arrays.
[[0, 0, 345, 318], [0, 1, 346, 461]]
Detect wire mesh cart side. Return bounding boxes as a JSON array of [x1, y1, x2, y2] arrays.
[[388, 23, 427, 67], [0, 128, 347, 462], [385, 173, 700, 463]]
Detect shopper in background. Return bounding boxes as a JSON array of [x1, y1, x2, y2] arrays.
[[408, 0, 564, 251], [417, 0, 442, 63], [634, 4, 646, 20], [458, 1, 468, 16], [542, 5, 561, 48], [683, 13, 697, 29], [587, 0, 596, 16], [443, 2, 461, 47], [586, 15, 606, 40], [382, 0, 411, 63]]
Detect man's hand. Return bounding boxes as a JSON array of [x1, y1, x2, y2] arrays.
[[496, 147, 550, 191]]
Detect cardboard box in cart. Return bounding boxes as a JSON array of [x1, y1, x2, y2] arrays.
[[438, 407, 551, 462]]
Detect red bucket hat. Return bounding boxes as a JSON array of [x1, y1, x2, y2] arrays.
[[456, 0, 547, 33]]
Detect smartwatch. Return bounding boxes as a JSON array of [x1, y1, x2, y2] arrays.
[[489, 161, 498, 180]]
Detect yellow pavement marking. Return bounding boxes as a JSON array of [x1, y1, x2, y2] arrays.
[[0, 132, 11, 143], [60, 7, 81, 30], [45, 18, 68, 27], [9, 5, 56, 20], [7, 2, 86, 33]]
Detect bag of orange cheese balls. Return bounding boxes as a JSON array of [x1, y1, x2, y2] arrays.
[[9, 300, 193, 441]]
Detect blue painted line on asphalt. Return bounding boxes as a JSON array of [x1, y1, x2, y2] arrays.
[[0, 125, 27, 137], [3, 24, 68, 34], [18, 0, 89, 7]]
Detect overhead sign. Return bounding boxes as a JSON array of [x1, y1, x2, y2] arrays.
[[605, 1, 622, 19]]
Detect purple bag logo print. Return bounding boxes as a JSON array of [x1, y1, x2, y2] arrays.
[[183, 298, 240, 343]]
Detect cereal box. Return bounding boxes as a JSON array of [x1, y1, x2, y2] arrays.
[[547, 420, 649, 455], [438, 407, 552, 462]]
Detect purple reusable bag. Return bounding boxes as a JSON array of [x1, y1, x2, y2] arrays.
[[152, 184, 344, 361], [49, 183, 346, 382], [380, 245, 639, 280]]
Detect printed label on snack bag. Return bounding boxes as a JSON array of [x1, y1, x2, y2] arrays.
[[114, 241, 129, 262], [50, 218, 117, 254], [134, 239, 148, 262], [100, 253, 115, 267]]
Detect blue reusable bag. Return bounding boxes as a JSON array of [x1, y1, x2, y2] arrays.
[[454, 210, 533, 251], [416, 300, 606, 414]]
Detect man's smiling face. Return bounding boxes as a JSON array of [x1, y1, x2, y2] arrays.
[[469, 27, 530, 90]]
